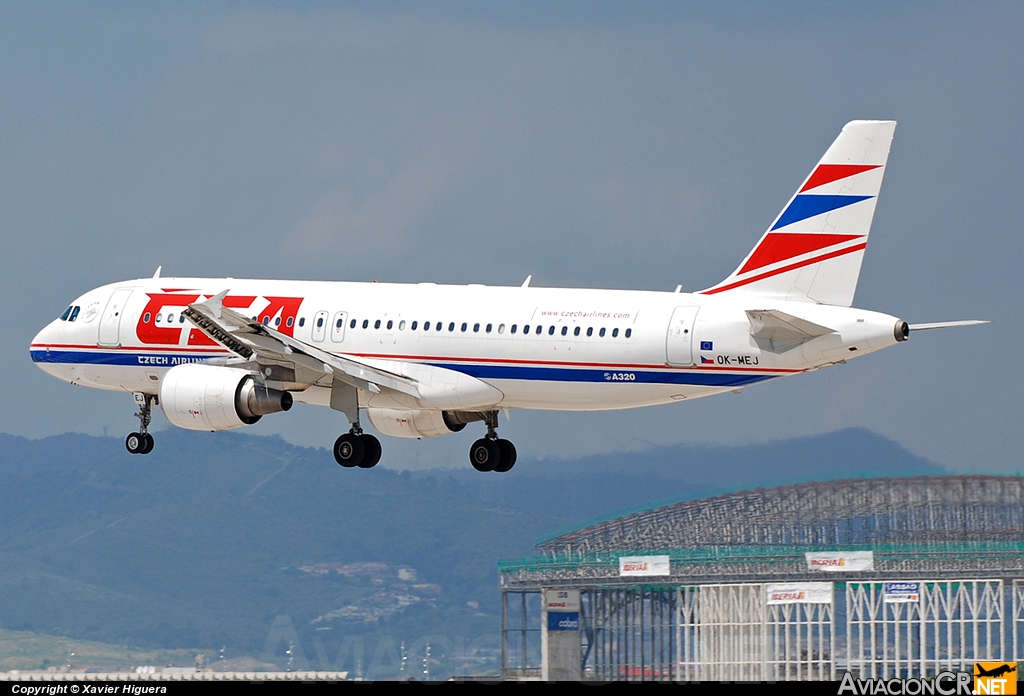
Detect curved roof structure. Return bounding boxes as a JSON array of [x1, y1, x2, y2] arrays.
[[500, 477, 1024, 588], [538, 476, 1024, 555]]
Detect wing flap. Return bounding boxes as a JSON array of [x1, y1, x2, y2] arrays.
[[183, 292, 420, 398]]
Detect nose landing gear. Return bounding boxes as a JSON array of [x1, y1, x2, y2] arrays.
[[469, 411, 516, 473], [126, 393, 156, 455]]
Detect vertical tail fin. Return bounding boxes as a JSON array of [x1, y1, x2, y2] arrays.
[[702, 120, 896, 306]]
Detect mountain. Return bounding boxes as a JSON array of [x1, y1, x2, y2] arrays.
[[0, 428, 946, 677]]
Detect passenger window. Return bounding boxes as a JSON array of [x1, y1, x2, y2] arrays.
[[498, 324, 505, 334], [473, 323, 480, 333], [599, 328, 606, 337], [399, 320, 406, 330], [561, 326, 568, 336], [511, 325, 518, 334], [625, 328, 632, 338], [436, 322, 442, 331], [317, 317, 325, 328], [574, 327, 580, 336], [386, 320, 393, 330], [156, 313, 163, 323], [422, 321, 429, 331], [548, 326, 555, 335], [411, 321, 418, 330], [536, 325, 542, 335], [486, 323, 492, 333], [336, 318, 344, 328], [523, 324, 529, 334], [180, 315, 186, 323], [349, 319, 355, 329], [374, 320, 381, 329], [612, 328, 619, 337], [286, 317, 294, 327], [299, 317, 305, 328], [143, 312, 151, 324], [262, 317, 270, 326], [449, 322, 455, 332], [69, 306, 80, 321], [461, 322, 468, 332], [275, 317, 282, 327], [362, 320, 369, 329], [587, 327, 593, 337], [167, 313, 175, 323], [60, 306, 73, 321]]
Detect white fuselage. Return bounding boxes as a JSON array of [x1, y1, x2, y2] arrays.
[[30, 277, 903, 414]]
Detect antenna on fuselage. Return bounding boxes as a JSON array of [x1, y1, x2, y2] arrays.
[[674, 285, 682, 293], [521, 275, 532, 288], [153, 266, 162, 279]]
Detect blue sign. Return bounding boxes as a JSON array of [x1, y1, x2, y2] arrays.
[[700, 341, 713, 351], [547, 611, 580, 631]]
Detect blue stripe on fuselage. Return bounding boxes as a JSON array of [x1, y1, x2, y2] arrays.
[[432, 362, 772, 387], [30, 349, 774, 388], [30, 349, 214, 367]]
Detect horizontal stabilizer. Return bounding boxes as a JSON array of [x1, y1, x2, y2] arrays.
[[908, 320, 989, 331], [747, 309, 834, 353]]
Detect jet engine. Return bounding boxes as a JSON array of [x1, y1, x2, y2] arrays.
[[367, 408, 483, 439], [159, 364, 292, 431]]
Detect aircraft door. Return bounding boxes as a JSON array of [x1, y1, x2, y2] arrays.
[[666, 305, 700, 366], [98, 289, 133, 347], [330, 311, 348, 343], [311, 310, 329, 342]]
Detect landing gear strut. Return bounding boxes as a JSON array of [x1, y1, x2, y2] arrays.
[[469, 411, 516, 473], [333, 419, 382, 469], [126, 393, 156, 455]]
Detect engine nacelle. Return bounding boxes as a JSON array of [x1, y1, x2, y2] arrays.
[[367, 408, 480, 439], [159, 364, 292, 431]]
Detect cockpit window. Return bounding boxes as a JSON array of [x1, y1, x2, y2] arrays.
[[60, 306, 73, 321], [69, 306, 81, 322]]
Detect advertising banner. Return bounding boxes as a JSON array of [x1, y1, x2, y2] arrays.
[[765, 582, 834, 605], [547, 611, 580, 632], [543, 589, 580, 613], [884, 582, 921, 603], [805, 551, 874, 572], [618, 555, 671, 577]]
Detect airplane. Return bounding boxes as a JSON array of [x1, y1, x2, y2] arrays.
[[29, 120, 986, 472], [975, 664, 1017, 679]]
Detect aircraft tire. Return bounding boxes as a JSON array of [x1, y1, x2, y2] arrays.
[[470, 438, 499, 472], [358, 434, 382, 469], [140, 433, 155, 455], [125, 432, 143, 454], [494, 439, 517, 472], [334, 433, 364, 468]]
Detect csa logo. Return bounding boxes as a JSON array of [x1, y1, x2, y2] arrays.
[[975, 662, 1017, 695]]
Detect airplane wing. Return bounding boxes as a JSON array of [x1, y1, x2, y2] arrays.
[[182, 291, 421, 398]]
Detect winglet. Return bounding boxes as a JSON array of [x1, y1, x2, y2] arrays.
[[152, 266, 162, 279], [521, 275, 532, 288], [204, 289, 230, 319]]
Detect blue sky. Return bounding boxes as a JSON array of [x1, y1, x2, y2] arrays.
[[3, 3, 1021, 471]]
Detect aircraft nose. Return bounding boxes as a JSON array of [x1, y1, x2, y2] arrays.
[[30, 321, 59, 363]]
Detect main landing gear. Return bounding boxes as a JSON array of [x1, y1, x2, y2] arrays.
[[333, 421, 382, 469], [469, 411, 516, 473], [126, 393, 156, 455]]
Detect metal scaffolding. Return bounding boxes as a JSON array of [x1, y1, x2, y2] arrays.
[[537, 477, 1024, 555], [499, 477, 1024, 681]]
